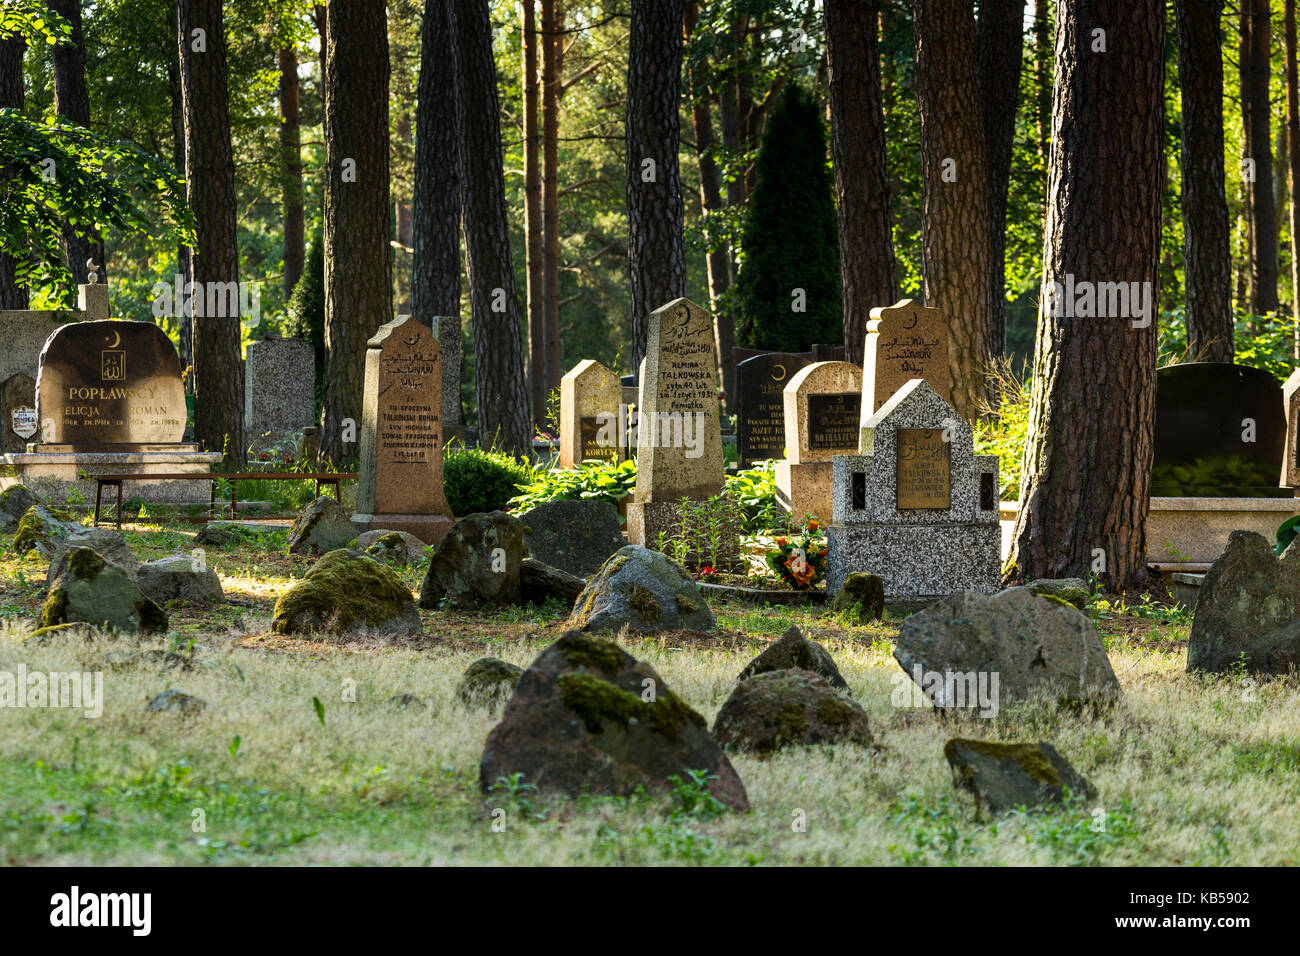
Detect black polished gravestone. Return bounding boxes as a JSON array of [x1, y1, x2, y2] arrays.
[[1152, 363, 1287, 497], [736, 352, 811, 467], [35, 320, 188, 450]]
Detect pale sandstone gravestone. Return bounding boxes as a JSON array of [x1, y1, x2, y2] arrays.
[[861, 298, 951, 427], [2, 373, 35, 454], [1283, 368, 1300, 488], [736, 352, 811, 467], [775, 361, 862, 524], [626, 298, 725, 548], [353, 314, 454, 545], [244, 336, 316, 453], [559, 359, 624, 468], [827, 378, 1000, 603]]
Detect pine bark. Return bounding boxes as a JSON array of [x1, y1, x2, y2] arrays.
[[0, 32, 27, 309], [168, 52, 191, 387], [825, 0, 898, 367], [321, 0, 391, 467], [49, 0, 103, 287], [1243, 0, 1279, 315], [541, 0, 562, 396], [177, 0, 244, 466], [1287, 0, 1300, 350], [279, 46, 305, 300], [1008, 0, 1165, 591], [413, 0, 463, 429], [626, 0, 687, 380], [1175, 0, 1233, 362], [912, 0, 992, 421], [523, 0, 546, 426], [456, 0, 532, 452]]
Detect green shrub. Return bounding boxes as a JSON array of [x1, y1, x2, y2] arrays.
[[725, 460, 787, 531], [444, 445, 535, 516], [508, 458, 636, 514], [283, 230, 325, 393], [973, 361, 1029, 502]]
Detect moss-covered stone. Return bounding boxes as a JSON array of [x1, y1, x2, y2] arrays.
[[675, 594, 700, 615], [556, 672, 702, 741], [13, 504, 77, 555], [627, 583, 662, 622], [554, 631, 626, 672], [456, 657, 523, 710], [565, 545, 714, 634], [40, 545, 165, 634], [712, 670, 872, 757], [943, 737, 1094, 814], [831, 572, 884, 621], [273, 549, 420, 635]]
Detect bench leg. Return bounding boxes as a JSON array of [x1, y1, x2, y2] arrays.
[[94, 483, 103, 527], [232, 480, 238, 519], [116, 481, 123, 531]]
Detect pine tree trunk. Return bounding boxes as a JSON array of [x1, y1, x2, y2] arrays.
[[685, 2, 735, 412], [1240, 4, 1256, 313], [1287, 0, 1300, 354], [177, 0, 244, 466], [826, 0, 898, 367], [167, 53, 191, 388], [523, 0, 546, 426], [49, 0, 104, 288], [456, 0, 532, 452], [321, 0, 391, 468], [0, 32, 27, 309], [541, 0, 563, 397], [1176, 0, 1233, 362], [912, 0, 992, 422], [977, 0, 1025, 358], [1034, 0, 1052, 158], [626, 0, 687, 380], [279, 46, 305, 300], [1244, 0, 1279, 315], [1008, 0, 1165, 591], [413, 0, 463, 429]]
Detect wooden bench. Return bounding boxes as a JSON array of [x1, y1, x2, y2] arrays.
[[92, 472, 356, 529]]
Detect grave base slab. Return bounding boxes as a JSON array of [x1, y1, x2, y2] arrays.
[[775, 460, 834, 525], [827, 522, 1001, 599], [350, 512, 454, 547]]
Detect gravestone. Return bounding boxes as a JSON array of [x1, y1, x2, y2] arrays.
[[861, 298, 950, 421], [827, 378, 1000, 602], [559, 359, 624, 468], [626, 298, 725, 549], [775, 361, 862, 524], [2, 374, 35, 454], [1285, 369, 1300, 489], [353, 314, 454, 544], [244, 336, 316, 452], [1153, 363, 1285, 497], [736, 353, 811, 467], [811, 343, 848, 363]]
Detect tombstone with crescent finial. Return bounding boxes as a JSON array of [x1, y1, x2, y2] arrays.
[[352, 314, 454, 545]]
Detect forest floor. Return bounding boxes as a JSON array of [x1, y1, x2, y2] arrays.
[[0, 517, 1295, 866]]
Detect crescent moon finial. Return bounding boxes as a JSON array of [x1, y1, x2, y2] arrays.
[[86, 259, 100, 284]]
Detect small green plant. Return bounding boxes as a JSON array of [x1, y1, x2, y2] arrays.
[[669, 494, 746, 571], [444, 444, 535, 515], [508, 458, 636, 513], [725, 459, 787, 532], [488, 772, 548, 822], [1275, 514, 1300, 555], [972, 357, 1029, 502], [311, 696, 326, 727], [889, 793, 984, 865], [667, 769, 729, 821]]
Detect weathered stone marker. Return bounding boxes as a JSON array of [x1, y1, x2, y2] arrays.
[[1284, 368, 1300, 489], [828, 378, 1000, 602], [736, 352, 811, 467], [861, 298, 950, 421], [559, 359, 624, 468], [353, 314, 454, 545], [244, 336, 316, 452], [2, 374, 35, 454], [627, 298, 724, 548], [775, 361, 862, 524]]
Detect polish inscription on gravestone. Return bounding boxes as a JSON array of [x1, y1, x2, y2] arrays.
[[896, 428, 950, 509], [35, 320, 187, 447], [737, 353, 810, 466], [808, 392, 860, 450]]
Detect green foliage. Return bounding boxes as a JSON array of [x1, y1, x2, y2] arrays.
[[1010, 797, 1141, 867], [656, 494, 747, 572], [733, 84, 841, 350], [1275, 515, 1300, 556], [889, 793, 982, 865], [507, 458, 636, 513], [666, 769, 729, 822], [1158, 308, 1296, 384], [725, 460, 785, 532], [444, 444, 535, 516], [1, 0, 73, 45], [283, 230, 325, 390], [972, 362, 1030, 502]]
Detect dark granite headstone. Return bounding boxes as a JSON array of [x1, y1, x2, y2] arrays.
[[521, 499, 626, 577], [2, 373, 35, 453], [35, 320, 187, 447], [1153, 363, 1286, 497], [736, 352, 811, 466]]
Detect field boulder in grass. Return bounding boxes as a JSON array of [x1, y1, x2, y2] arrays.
[[40, 547, 167, 635], [566, 545, 714, 634], [521, 499, 626, 577], [0, 485, 38, 533], [944, 738, 1094, 815], [419, 511, 526, 610], [457, 657, 524, 710], [895, 588, 1120, 711], [13, 504, 82, 556], [521, 557, 586, 607], [1188, 531, 1300, 674], [1020, 577, 1090, 611], [273, 549, 421, 636], [287, 496, 357, 555], [480, 631, 748, 811], [357, 529, 427, 567], [712, 670, 872, 757], [137, 554, 224, 605], [44, 526, 139, 591], [737, 624, 848, 689], [830, 572, 884, 621]]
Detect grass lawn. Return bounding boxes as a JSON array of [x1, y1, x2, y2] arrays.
[[0, 515, 1296, 866]]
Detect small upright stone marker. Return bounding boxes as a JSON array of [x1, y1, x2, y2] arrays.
[[559, 359, 624, 468], [627, 298, 724, 548], [775, 360, 862, 524], [244, 336, 316, 452], [1284, 368, 1300, 489], [827, 378, 1000, 602], [736, 352, 811, 467], [353, 315, 453, 545], [861, 298, 950, 422]]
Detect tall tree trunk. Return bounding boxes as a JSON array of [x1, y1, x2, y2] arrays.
[[1034, 0, 1052, 158], [1287, 0, 1300, 355], [394, 113, 413, 315], [684, 2, 735, 411], [1244, 0, 1279, 315], [626, 0, 687, 380], [168, 53, 192, 387], [1008, 0, 1165, 591], [177, 0, 244, 466], [977, 0, 1025, 358], [826, 0, 898, 367], [0, 32, 28, 309], [456, 0, 532, 452], [412, 0, 463, 429], [912, 0, 992, 422], [541, 0, 562, 397], [1176, 0, 1232, 362], [49, 0, 103, 287], [321, 0, 391, 467], [523, 0, 546, 426], [279, 46, 305, 300]]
